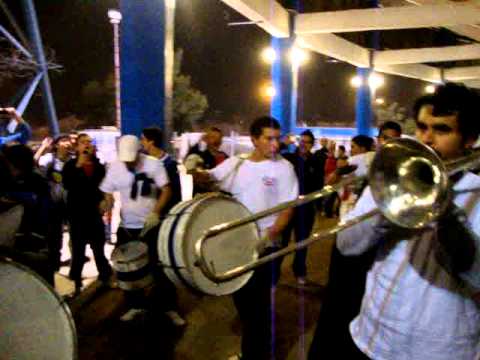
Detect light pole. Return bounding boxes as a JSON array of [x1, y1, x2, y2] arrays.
[[108, 9, 122, 130]]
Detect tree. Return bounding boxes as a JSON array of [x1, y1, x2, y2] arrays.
[[172, 49, 208, 132], [78, 74, 115, 127], [76, 49, 207, 132]]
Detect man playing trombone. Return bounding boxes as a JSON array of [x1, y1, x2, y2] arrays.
[[334, 83, 480, 359]]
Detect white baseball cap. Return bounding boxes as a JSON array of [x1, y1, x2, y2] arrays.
[[118, 135, 140, 162]]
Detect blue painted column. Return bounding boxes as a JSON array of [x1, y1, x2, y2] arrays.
[[355, 67, 373, 136], [355, 0, 379, 136], [270, 37, 296, 135], [120, 0, 174, 140]]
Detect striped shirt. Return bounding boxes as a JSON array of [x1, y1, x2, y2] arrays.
[[337, 172, 480, 360]]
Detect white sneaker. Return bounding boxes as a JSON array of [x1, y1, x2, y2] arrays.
[[120, 308, 145, 321], [165, 310, 186, 327]]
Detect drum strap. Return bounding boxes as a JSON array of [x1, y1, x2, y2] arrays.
[[219, 155, 247, 194]]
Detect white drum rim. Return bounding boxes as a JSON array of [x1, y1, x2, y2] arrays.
[[161, 197, 202, 291], [158, 198, 196, 288], [0, 256, 78, 360], [160, 193, 259, 296], [111, 241, 149, 264]]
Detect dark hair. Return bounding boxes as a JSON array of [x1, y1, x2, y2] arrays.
[[250, 116, 280, 138], [339, 145, 346, 152], [208, 126, 223, 135], [300, 129, 315, 144], [378, 121, 402, 137], [352, 135, 374, 151], [2, 144, 34, 175], [142, 127, 163, 148], [413, 83, 480, 141]]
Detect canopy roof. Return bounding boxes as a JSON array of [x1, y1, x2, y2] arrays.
[[220, 0, 480, 88]]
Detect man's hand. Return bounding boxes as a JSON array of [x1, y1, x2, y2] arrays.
[[266, 226, 283, 248], [140, 212, 160, 237], [5, 107, 23, 122], [76, 153, 89, 167]]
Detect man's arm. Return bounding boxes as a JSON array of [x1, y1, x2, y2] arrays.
[[336, 187, 382, 255], [100, 193, 115, 214], [267, 208, 294, 244], [141, 185, 172, 236], [153, 184, 172, 216]]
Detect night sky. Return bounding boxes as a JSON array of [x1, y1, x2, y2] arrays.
[[1, 0, 428, 131]]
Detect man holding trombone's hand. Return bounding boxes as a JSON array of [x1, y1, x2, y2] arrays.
[[332, 83, 480, 360]]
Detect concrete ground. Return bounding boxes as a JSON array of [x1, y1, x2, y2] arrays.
[[65, 216, 338, 360]]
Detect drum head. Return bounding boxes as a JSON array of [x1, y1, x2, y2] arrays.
[[112, 241, 148, 264], [161, 194, 260, 296], [0, 204, 23, 247], [0, 258, 77, 360]]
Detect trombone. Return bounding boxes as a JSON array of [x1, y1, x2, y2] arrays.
[[194, 138, 480, 283]]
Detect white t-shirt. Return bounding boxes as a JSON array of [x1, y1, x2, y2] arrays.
[[209, 156, 299, 237], [349, 151, 375, 178], [337, 172, 480, 360], [100, 154, 169, 229]]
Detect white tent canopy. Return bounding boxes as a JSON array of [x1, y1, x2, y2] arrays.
[[220, 0, 480, 88]]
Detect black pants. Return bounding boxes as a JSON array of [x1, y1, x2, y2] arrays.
[[281, 204, 316, 279], [116, 226, 179, 313], [47, 202, 66, 271], [232, 248, 279, 360], [69, 216, 111, 285], [308, 244, 376, 360]]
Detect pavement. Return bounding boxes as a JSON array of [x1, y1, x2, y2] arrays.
[[60, 216, 338, 360]]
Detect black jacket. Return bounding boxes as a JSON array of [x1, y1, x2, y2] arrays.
[[62, 157, 105, 221]]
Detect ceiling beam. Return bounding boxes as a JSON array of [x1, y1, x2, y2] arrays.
[[298, 33, 441, 83], [296, 4, 480, 34], [444, 66, 480, 81], [375, 63, 441, 82], [220, 0, 289, 38], [402, 0, 480, 42], [374, 44, 480, 65], [297, 34, 370, 68], [462, 79, 480, 89]]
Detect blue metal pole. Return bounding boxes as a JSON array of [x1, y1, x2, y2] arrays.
[[22, 0, 59, 136], [16, 72, 43, 115]]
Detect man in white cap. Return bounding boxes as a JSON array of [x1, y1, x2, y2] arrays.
[[100, 135, 184, 324]]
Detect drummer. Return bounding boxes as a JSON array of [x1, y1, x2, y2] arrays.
[[333, 83, 480, 360], [194, 116, 299, 360], [100, 135, 185, 325]]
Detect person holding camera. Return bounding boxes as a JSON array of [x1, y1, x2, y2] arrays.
[[0, 107, 32, 146], [62, 133, 112, 295]]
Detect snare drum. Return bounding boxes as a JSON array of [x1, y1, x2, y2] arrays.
[[0, 258, 77, 360], [158, 193, 260, 296], [111, 241, 154, 291]]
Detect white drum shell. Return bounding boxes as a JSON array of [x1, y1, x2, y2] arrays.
[[111, 242, 154, 291], [158, 193, 260, 296], [0, 258, 77, 360]]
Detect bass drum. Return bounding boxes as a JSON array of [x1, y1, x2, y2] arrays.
[[158, 193, 260, 296], [0, 257, 77, 360]]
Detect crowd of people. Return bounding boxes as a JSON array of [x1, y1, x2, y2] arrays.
[[1, 82, 480, 360]]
